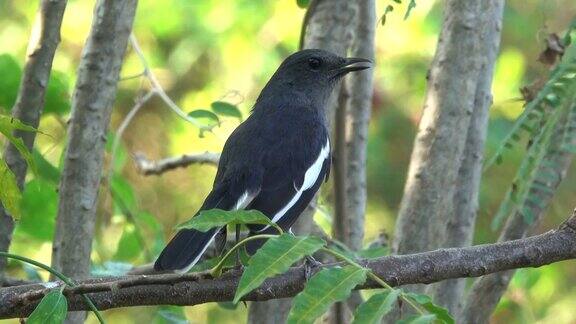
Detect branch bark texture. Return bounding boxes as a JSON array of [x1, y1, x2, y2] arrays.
[[50, 0, 137, 321], [0, 0, 67, 275], [344, 0, 376, 252], [1, 211, 575, 319], [393, 0, 485, 256], [428, 0, 505, 313]]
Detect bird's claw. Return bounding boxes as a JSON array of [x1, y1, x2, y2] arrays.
[[233, 263, 245, 272], [304, 255, 322, 280]]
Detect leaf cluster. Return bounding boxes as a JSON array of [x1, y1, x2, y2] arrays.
[[489, 24, 576, 229], [178, 209, 454, 324]]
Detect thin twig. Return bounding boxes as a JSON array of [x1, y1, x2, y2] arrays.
[[119, 71, 145, 81], [133, 152, 220, 175], [129, 34, 204, 128], [109, 90, 155, 179]]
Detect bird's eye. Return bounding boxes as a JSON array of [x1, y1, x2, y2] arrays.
[[308, 57, 322, 70]]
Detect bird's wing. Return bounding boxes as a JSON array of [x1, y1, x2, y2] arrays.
[[154, 164, 262, 272], [246, 134, 330, 233]]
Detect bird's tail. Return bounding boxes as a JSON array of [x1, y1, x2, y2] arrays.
[[244, 226, 281, 256], [154, 227, 219, 272]]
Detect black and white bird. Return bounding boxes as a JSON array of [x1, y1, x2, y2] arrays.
[[154, 49, 371, 272]]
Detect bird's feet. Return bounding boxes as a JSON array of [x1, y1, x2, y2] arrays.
[[303, 255, 322, 280], [233, 262, 245, 271]]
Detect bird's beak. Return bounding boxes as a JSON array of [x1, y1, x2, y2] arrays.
[[342, 57, 372, 72], [331, 57, 372, 78]]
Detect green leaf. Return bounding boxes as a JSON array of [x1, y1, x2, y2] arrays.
[[33, 149, 61, 185], [352, 289, 400, 324], [405, 293, 454, 324], [296, 0, 310, 8], [44, 71, 71, 116], [187, 109, 220, 129], [211, 101, 242, 120], [0, 54, 21, 112], [17, 179, 57, 240], [485, 42, 576, 171], [287, 265, 368, 324], [27, 290, 68, 324], [0, 158, 22, 220], [217, 301, 239, 310], [381, 5, 394, 26], [114, 225, 142, 261], [137, 211, 166, 256], [0, 114, 38, 136], [177, 209, 279, 233], [234, 234, 325, 303], [397, 314, 436, 324], [111, 174, 137, 212], [404, 0, 417, 20], [0, 114, 37, 172]]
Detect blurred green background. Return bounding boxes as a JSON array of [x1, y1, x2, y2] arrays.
[[1, 0, 576, 323]]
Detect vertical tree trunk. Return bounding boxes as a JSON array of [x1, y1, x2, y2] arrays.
[[247, 1, 356, 323], [393, 0, 484, 258], [50, 0, 137, 322], [460, 104, 576, 323], [331, 82, 353, 324], [345, 0, 376, 254], [0, 0, 67, 277], [333, 1, 377, 321], [428, 0, 504, 314]]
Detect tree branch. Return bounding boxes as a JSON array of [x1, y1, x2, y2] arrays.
[[1, 209, 575, 319], [0, 277, 37, 288], [0, 0, 67, 275], [133, 152, 220, 175]]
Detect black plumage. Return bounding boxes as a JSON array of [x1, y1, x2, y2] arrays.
[[154, 49, 371, 272]]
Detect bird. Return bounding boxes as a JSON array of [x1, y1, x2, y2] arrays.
[[154, 49, 371, 272]]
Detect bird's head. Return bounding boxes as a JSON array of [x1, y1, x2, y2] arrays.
[[257, 49, 372, 109]]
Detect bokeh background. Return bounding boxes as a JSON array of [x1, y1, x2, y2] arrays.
[[1, 0, 576, 323]]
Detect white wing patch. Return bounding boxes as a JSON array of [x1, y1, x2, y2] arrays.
[[181, 232, 218, 273], [180, 190, 257, 273], [257, 137, 330, 232], [234, 191, 251, 210]]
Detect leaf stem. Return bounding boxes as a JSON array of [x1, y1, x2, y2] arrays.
[[0, 252, 106, 323], [320, 247, 426, 315], [210, 234, 278, 276], [268, 222, 284, 235]]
